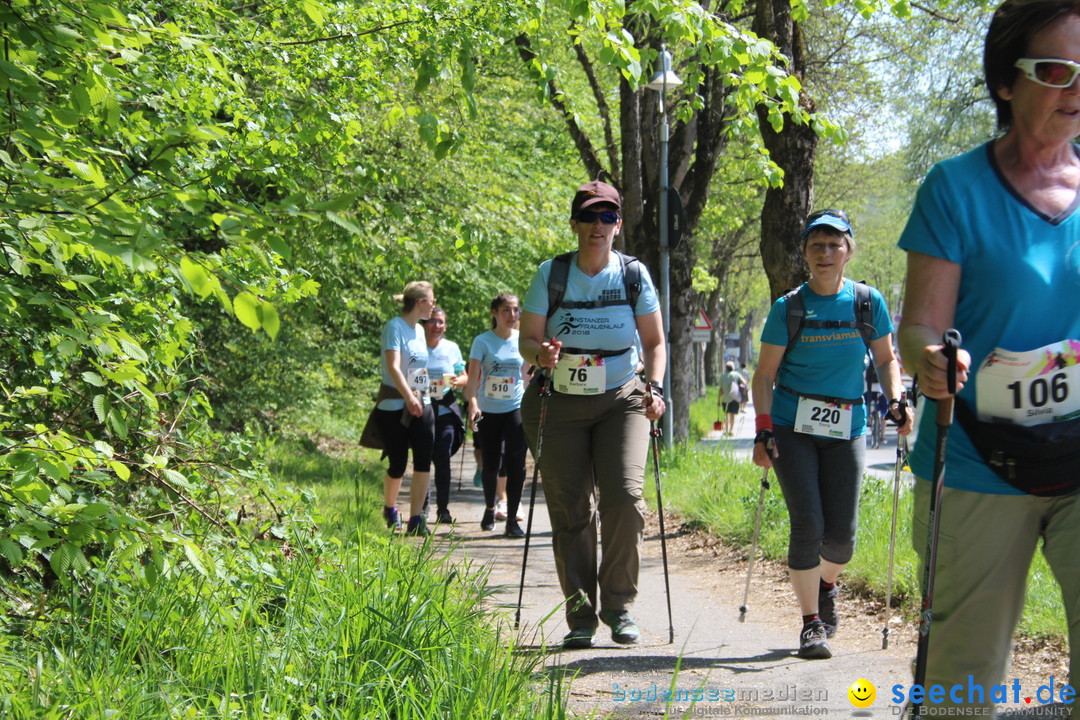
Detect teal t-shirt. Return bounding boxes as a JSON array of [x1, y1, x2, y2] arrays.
[[378, 316, 429, 411], [898, 142, 1080, 494], [469, 329, 526, 414], [760, 279, 892, 436], [427, 337, 464, 416], [522, 252, 660, 390]]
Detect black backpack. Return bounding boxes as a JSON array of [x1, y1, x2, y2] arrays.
[[781, 280, 875, 360], [545, 250, 643, 318]]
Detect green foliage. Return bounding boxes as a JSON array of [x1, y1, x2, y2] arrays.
[[0, 531, 564, 718]]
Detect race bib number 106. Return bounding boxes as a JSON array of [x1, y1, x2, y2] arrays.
[[975, 340, 1080, 426]]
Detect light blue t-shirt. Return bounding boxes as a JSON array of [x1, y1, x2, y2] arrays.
[[898, 142, 1080, 494], [378, 316, 429, 411], [522, 252, 661, 390], [427, 338, 464, 416], [760, 279, 892, 436], [469, 329, 526, 414]]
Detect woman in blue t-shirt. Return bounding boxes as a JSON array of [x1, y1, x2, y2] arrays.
[[751, 210, 912, 660], [464, 293, 531, 538], [375, 281, 437, 537], [519, 180, 667, 650], [898, 1, 1080, 710], [422, 306, 467, 525]]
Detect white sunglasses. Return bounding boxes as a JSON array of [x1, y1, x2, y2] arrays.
[[1015, 57, 1080, 88]]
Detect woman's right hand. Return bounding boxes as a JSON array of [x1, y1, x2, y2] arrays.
[[751, 442, 777, 470], [751, 433, 778, 468], [914, 343, 971, 399], [535, 338, 562, 370]]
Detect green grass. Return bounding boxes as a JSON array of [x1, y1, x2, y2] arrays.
[[653, 387, 1067, 640], [0, 438, 571, 719]]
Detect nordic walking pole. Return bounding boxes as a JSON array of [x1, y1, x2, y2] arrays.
[[515, 371, 551, 629], [457, 424, 467, 492], [882, 431, 908, 649], [739, 465, 770, 622], [649, 416, 675, 644], [912, 329, 962, 720]]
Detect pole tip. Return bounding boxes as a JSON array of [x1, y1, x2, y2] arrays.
[[738, 606, 747, 621]]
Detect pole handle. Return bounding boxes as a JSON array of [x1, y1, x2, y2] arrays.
[[936, 329, 962, 427]]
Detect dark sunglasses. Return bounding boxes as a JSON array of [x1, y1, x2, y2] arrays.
[[1015, 58, 1080, 88], [806, 208, 850, 224], [575, 209, 620, 224]]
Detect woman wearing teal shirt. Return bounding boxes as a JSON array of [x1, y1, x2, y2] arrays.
[[752, 210, 912, 660], [898, 1, 1080, 711], [465, 293, 530, 538]]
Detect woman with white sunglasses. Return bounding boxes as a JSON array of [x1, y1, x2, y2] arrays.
[[898, 0, 1080, 714]]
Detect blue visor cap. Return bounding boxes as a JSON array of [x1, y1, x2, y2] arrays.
[[801, 214, 853, 239]]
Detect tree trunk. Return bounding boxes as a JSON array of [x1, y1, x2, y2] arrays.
[[754, 0, 816, 302], [704, 285, 725, 386]]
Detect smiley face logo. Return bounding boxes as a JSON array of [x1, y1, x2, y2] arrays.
[[848, 678, 876, 708]]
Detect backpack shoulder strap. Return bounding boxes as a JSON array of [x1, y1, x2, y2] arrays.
[[852, 280, 875, 350], [782, 286, 806, 358], [615, 250, 643, 311], [546, 251, 574, 319]]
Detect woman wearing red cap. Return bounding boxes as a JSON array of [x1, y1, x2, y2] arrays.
[[519, 180, 667, 649]]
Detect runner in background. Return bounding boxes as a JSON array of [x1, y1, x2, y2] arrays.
[[422, 306, 467, 525], [375, 281, 437, 537], [465, 293, 530, 538]]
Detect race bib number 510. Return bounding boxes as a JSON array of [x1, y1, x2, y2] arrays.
[[976, 340, 1080, 426]]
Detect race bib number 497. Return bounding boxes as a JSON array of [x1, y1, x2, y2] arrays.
[[976, 340, 1080, 426]]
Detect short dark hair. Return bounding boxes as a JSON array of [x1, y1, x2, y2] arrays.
[[984, 0, 1080, 130]]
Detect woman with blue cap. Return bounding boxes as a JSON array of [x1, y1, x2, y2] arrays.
[[750, 209, 913, 660]]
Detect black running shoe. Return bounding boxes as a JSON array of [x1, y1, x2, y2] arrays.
[[798, 619, 832, 660], [562, 627, 595, 650], [819, 583, 839, 638], [436, 508, 454, 524], [504, 519, 525, 538], [405, 515, 430, 537], [480, 508, 495, 531]]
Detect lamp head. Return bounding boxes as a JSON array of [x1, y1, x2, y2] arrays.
[[645, 47, 682, 92]]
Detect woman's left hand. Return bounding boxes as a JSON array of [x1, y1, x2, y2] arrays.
[[891, 402, 916, 436], [644, 388, 666, 421]]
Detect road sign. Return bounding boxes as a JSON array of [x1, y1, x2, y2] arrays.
[[692, 310, 712, 343]]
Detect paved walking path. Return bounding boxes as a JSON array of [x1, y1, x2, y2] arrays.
[[411, 404, 1067, 719]]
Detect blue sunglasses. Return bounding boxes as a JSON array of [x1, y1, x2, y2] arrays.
[[575, 210, 620, 224]]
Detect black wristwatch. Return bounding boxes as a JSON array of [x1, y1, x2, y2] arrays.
[[648, 381, 663, 395]]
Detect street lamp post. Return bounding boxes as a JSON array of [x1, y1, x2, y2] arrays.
[[646, 45, 681, 448]]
